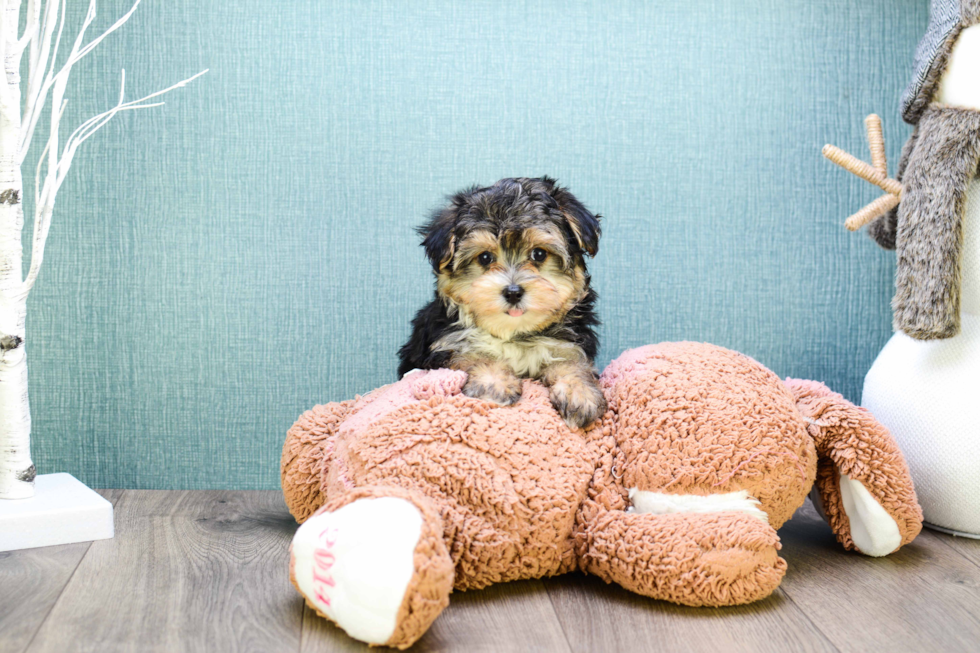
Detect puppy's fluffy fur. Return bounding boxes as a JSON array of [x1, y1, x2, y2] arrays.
[[398, 177, 605, 428]]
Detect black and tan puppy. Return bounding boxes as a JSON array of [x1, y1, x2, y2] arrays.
[[398, 177, 605, 428]]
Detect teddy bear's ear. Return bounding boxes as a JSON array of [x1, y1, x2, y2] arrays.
[[545, 177, 601, 257]]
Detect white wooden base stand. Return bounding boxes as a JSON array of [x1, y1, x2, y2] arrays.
[[0, 473, 114, 552]]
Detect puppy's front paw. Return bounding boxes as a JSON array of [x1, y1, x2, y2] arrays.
[[463, 367, 523, 406], [550, 375, 606, 429]]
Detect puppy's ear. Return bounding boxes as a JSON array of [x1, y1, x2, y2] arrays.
[[418, 205, 458, 272], [548, 179, 601, 257]]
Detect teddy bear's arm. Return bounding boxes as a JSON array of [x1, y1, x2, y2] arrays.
[[281, 399, 356, 523], [785, 379, 923, 556], [579, 508, 785, 607]]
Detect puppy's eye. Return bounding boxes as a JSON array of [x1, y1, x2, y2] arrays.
[[531, 248, 548, 263], [477, 252, 495, 266]]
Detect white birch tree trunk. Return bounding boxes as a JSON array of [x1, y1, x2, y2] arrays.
[[0, 0, 204, 499], [0, 0, 34, 499]]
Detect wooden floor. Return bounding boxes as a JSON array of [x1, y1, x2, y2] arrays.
[[2, 491, 980, 653]]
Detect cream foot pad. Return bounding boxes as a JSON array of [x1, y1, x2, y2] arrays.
[[291, 497, 423, 645]]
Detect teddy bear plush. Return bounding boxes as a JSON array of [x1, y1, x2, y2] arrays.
[[281, 342, 922, 649]]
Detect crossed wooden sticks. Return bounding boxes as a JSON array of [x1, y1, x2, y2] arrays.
[[822, 114, 904, 231]]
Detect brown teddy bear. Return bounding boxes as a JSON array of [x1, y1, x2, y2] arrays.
[[281, 342, 922, 649]]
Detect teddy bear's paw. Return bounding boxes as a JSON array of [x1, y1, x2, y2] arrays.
[[837, 473, 902, 556], [550, 375, 607, 429], [811, 472, 903, 557], [462, 368, 523, 406], [582, 510, 785, 606], [290, 497, 423, 646]]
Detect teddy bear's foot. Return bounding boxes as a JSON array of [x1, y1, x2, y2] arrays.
[[289, 488, 454, 649], [581, 509, 785, 607]]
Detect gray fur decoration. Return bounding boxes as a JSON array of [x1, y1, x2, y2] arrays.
[[892, 105, 980, 339]]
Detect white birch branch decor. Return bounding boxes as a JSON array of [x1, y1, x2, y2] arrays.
[[0, 0, 206, 499]]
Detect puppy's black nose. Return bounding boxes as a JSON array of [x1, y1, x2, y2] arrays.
[[503, 284, 524, 305]]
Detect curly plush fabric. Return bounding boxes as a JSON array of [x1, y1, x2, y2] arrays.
[[581, 509, 786, 607], [596, 343, 817, 528], [281, 399, 355, 523], [283, 343, 923, 648], [572, 343, 810, 605], [303, 369, 594, 590], [786, 379, 923, 550]]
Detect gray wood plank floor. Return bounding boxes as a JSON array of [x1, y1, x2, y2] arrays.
[[2, 490, 978, 653]]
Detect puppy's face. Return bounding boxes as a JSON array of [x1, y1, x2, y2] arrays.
[[420, 177, 600, 340]]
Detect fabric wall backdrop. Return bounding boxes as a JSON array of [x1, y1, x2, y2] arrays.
[[25, 0, 927, 489]]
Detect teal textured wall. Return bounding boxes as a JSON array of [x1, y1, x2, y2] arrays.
[[26, 0, 928, 489]]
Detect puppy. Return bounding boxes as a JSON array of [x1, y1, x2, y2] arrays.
[[398, 177, 605, 429]]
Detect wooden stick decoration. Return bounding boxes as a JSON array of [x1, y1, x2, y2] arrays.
[[822, 114, 904, 231]]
